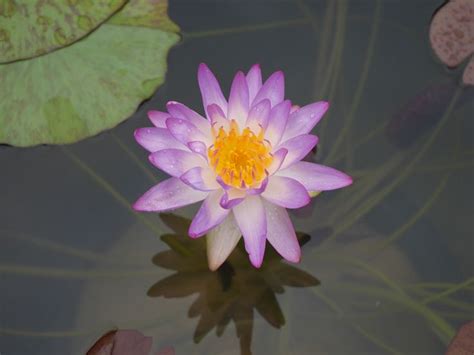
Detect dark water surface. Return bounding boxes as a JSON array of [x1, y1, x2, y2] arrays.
[[1, 1, 473, 354]]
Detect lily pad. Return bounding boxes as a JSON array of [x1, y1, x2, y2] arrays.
[[0, 0, 180, 147], [462, 56, 474, 85], [429, 0, 474, 86], [0, 0, 126, 63], [429, 0, 474, 68], [109, 0, 179, 32]]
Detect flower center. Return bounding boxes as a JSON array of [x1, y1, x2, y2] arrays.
[[208, 120, 273, 188]]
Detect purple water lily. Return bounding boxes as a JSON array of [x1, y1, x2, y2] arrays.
[[133, 64, 352, 270]]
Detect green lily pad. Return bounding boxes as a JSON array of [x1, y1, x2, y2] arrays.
[[109, 0, 180, 32], [0, 0, 180, 147], [0, 0, 126, 63]]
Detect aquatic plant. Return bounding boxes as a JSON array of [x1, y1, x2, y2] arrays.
[[133, 64, 352, 269]]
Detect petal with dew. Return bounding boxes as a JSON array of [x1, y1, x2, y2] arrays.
[[252, 71, 284, 108], [227, 71, 250, 127], [233, 195, 267, 268], [189, 190, 230, 238], [267, 148, 288, 175], [198, 63, 228, 118], [208, 104, 230, 131], [265, 100, 291, 146], [220, 188, 246, 209], [134, 127, 185, 153], [277, 134, 318, 169], [148, 111, 170, 128], [277, 161, 353, 191], [261, 176, 310, 209], [133, 177, 208, 212], [166, 117, 212, 146], [282, 101, 329, 141], [180, 166, 220, 191], [166, 101, 211, 136], [246, 64, 262, 103], [207, 215, 241, 271], [263, 200, 300, 263], [187, 141, 208, 159], [246, 99, 271, 132], [149, 149, 206, 177]]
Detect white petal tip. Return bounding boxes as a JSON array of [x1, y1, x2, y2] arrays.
[[284, 253, 301, 264]]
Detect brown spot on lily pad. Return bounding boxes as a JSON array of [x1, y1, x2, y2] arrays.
[[429, 0, 474, 67], [446, 321, 474, 355]]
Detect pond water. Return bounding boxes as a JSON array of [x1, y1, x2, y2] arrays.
[[1, 1, 473, 354]]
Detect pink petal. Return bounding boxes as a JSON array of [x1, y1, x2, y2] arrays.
[[246, 64, 262, 104], [282, 101, 329, 141], [263, 200, 301, 263], [147, 111, 170, 128], [207, 215, 241, 271], [290, 105, 300, 114], [246, 99, 271, 132], [180, 166, 220, 191], [220, 188, 246, 209], [233, 195, 267, 268], [267, 148, 288, 175], [187, 141, 208, 159], [276, 161, 353, 191], [149, 149, 206, 177], [198, 63, 228, 118], [227, 71, 250, 127], [166, 117, 212, 146], [265, 100, 291, 146], [166, 101, 211, 136], [252, 70, 285, 108], [246, 176, 268, 195], [133, 178, 208, 212], [208, 104, 230, 131], [277, 134, 319, 170], [261, 176, 310, 209], [189, 190, 230, 238], [134, 128, 185, 153]]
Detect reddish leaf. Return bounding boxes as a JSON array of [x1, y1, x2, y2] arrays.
[[430, 0, 474, 67], [446, 321, 474, 355]]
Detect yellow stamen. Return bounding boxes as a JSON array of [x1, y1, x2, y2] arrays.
[[208, 120, 273, 188]]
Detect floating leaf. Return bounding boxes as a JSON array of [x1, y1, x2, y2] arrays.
[[429, 0, 474, 67], [386, 82, 474, 148], [0, 0, 180, 147], [429, 0, 474, 86], [109, 0, 179, 32], [0, 0, 126, 63], [462, 56, 474, 85], [446, 321, 474, 355]]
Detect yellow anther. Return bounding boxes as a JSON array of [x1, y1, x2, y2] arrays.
[[208, 120, 272, 188]]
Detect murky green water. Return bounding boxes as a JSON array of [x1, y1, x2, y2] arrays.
[[1, 1, 473, 354]]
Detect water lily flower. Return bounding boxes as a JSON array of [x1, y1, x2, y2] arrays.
[[133, 64, 352, 270]]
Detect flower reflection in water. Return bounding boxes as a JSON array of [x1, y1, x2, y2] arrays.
[[147, 214, 319, 355]]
